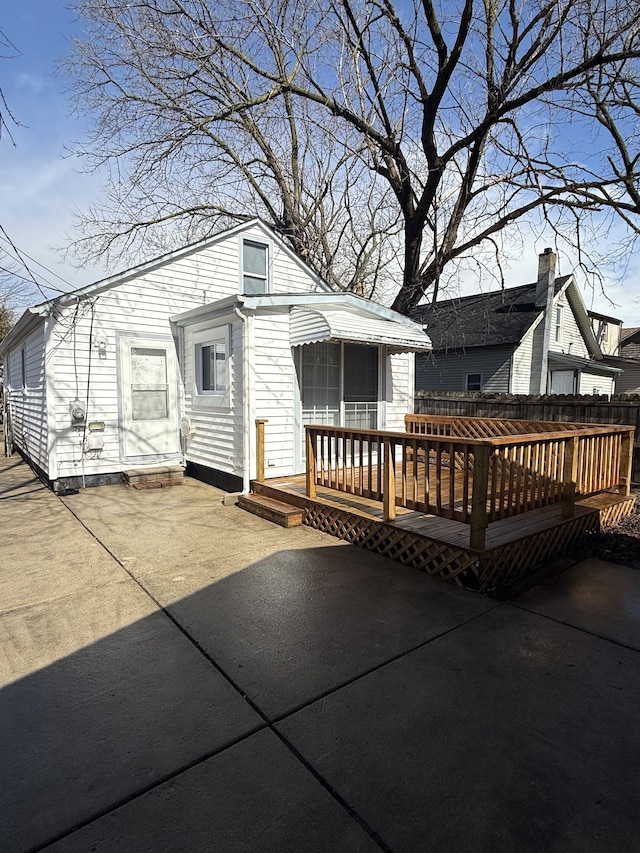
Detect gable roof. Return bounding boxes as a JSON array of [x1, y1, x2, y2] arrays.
[[0, 219, 333, 356], [410, 277, 571, 351], [621, 326, 640, 343], [620, 327, 640, 360]]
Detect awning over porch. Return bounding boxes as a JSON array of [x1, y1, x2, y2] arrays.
[[547, 352, 622, 376], [289, 305, 432, 352]]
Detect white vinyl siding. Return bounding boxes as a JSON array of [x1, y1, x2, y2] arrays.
[[4, 324, 48, 475], [385, 351, 414, 430], [182, 316, 243, 479], [511, 332, 534, 394], [550, 295, 588, 358], [49, 260, 206, 479], [578, 372, 615, 396], [253, 310, 298, 478]]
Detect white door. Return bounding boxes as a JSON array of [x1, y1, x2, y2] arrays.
[[119, 336, 179, 458], [550, 369, 575, 395]]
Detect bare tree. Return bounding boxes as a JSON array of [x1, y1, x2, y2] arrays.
[[68, 0, 640, 312], [0, 28, 20, 143]]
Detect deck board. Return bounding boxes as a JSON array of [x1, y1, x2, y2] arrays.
[[259, 473, 596, 550], [254, 473, 634, 593]]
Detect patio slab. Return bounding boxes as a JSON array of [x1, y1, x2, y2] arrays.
[[277, 604, 640, 853], [63, 480, 497, 720], [1, 570, 262, 853], [144, 543, 496, 720], [513, 557, 640, 651], [4, 448, 640, 853], [46, 728, 381, 853]]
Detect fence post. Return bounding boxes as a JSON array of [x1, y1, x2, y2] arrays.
[[306, 428, 317, 499], [470, 444, 490, 550], [383, 437, 397, 522], [562, 434, 579, 518], [255, 419, 268, 482], [619, 429, 634, 497]]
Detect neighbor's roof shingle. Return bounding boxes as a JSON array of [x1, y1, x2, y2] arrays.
[[410, 277, 570, 351]]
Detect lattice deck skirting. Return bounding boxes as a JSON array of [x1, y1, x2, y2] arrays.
[[302, 501, 482, 588], [250, 480, 636, 595]]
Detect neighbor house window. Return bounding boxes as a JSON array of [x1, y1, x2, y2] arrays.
[[21, 348, 26, 389], [242, 240, 269, 294], [194, 325, 230, 405], [554, 306, 563, 343], [466, 372, 482, 391]]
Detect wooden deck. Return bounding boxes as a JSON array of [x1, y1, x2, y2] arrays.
[[251, 473, 635, 594], [250, 415, 636, 593]]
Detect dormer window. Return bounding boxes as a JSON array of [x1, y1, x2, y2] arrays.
[[242, 240, 269, 294]]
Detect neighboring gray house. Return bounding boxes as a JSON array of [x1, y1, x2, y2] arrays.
[[614, 327, 640, 393], [412, 249, 621, 396], [0, 219, 431, 494]]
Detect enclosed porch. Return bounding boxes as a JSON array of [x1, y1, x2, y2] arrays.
[[247, 415, 636, 593]]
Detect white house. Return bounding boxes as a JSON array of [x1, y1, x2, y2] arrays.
[[412, 249, 621, 396], [0, 220, 432, 494]]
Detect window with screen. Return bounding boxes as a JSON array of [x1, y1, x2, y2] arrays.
[[242, 240, 268, 294]]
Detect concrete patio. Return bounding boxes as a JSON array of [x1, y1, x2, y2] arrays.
[[2, 449, 639, 852]]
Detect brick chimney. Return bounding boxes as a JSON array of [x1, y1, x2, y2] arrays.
[[530, 247, 556, 394], [535, 247, 556, 308]]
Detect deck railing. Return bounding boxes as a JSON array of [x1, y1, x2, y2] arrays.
[[405, 414, 634, 501], [303, 417, 634, 550]]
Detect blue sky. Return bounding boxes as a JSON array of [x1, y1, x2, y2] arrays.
[[2, 2, 640, 325]]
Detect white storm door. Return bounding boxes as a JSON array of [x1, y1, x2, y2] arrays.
[[119, 337, 179, 458]]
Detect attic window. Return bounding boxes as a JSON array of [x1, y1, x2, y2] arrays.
[[242, 240, 269, 294], [555, 306, 563, 343]]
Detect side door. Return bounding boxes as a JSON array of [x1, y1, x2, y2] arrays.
[[118, 335, 179, 459]]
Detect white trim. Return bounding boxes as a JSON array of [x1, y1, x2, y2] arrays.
[[192, 325, 231, 408]]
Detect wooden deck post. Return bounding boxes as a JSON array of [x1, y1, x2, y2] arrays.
[[306, 428, 317, 499], [562, 434, 579, 518], [255, 419, 268, 482], [619, 429, 634, 497], [383, 438, 396, 522], [470, 444, 490, 550]]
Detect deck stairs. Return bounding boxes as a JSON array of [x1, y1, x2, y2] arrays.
[[238, 492, 303, 528]]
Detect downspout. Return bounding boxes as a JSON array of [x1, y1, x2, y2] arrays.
[[233, 303, 251, 493]]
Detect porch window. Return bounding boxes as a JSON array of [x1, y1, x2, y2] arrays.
[[194, 325, 230, 405], [242, 239, 269, 294], [300, 341, 379, 429], [201, 342, 226, 392]]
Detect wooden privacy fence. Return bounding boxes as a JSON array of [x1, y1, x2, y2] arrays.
[[414, 391, 640, 482], [304, 417, 634, 550]]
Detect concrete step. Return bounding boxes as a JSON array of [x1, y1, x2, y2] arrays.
[[238, 493, 303, 528], [124, 466, 184, 489]]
